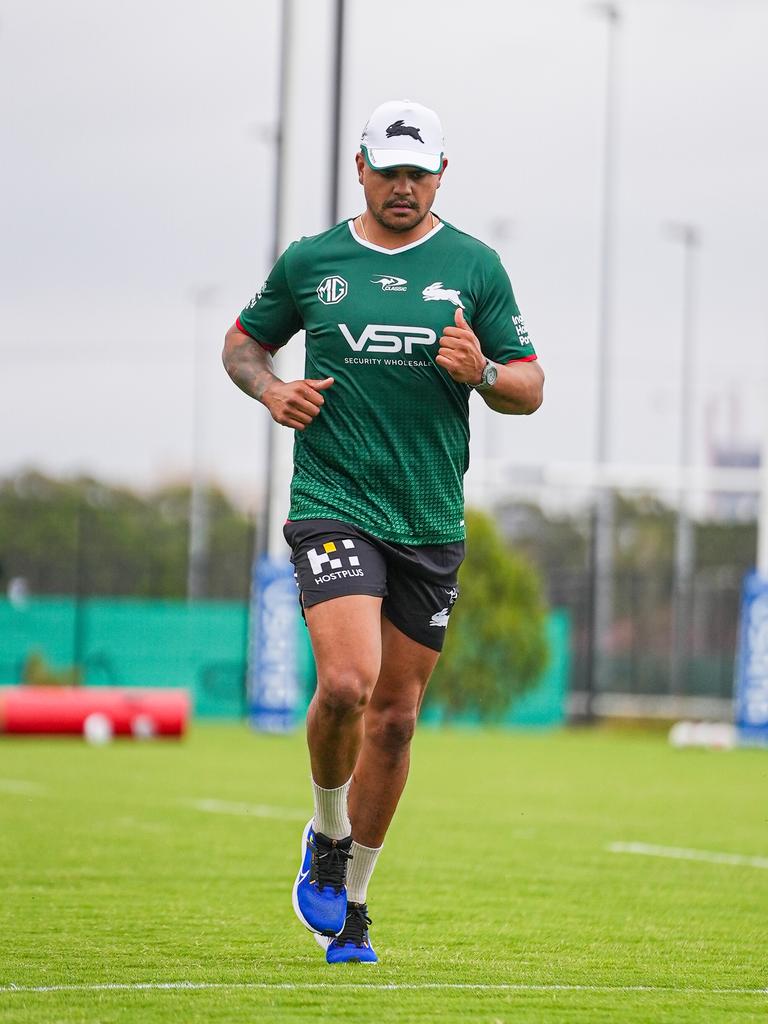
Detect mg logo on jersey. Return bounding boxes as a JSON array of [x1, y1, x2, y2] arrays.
[[371, 275, 408, 292], [338, 324, 436, 354], [317, 276, 348, 305], [422, 281, 465, 308]]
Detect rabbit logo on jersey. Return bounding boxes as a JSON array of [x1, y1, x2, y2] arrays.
[[307, 539, 364, 584], [422, 281, 465, 308]]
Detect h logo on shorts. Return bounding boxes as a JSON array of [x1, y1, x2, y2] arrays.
[[307, 539, 359, 576]]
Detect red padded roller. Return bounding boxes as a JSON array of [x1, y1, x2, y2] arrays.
[[0, 686, 189, 737]]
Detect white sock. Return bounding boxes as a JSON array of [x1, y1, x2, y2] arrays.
[[312, 777, 351, 839], [346, 840, 382, 904]]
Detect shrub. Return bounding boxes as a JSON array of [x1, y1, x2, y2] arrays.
[[426, 509, 549, 720]]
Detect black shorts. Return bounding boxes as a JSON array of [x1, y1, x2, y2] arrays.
[[283, 518, 465, 652]]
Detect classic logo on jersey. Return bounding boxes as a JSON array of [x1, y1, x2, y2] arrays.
[[317, 276, 348, 305], [338, 324, 436, 355], [386, 120, 424, 143], [371, 275, 408, 292], [307, 539, 363, 584], [245, 282, 266, 309], [422, 282, 465, 308]]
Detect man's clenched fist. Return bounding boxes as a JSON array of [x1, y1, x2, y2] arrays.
[[262, 377, 334, 430], [436, 308, 486, 385]]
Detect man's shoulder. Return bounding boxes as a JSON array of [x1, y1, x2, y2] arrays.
[[284, 221, 351, 262], [438, 220, 501, 264]]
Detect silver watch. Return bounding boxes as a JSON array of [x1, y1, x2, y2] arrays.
[[473, 359, 498, 390]]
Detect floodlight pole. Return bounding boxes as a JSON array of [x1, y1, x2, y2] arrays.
[[665, 223, 699, 695], [329, 0, 345, 226], [583, 3, 621, 719], [258, 0, 292, 561], [187, 285, 217, 601]]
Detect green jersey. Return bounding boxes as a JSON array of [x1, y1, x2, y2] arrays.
[[237, 218, 537, 545]]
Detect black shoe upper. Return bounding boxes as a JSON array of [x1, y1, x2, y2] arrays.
[[334, 901, 372, 948], [311, 830, 353, 894]]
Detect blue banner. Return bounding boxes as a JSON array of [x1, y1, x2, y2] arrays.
[[248, 554, 300, 733], [735, 571, 768, 746]]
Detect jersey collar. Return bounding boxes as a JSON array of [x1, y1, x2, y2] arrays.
[[347, 217, 444, 255]]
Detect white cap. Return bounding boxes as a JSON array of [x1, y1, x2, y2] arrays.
[[360, 100, 445, 174]]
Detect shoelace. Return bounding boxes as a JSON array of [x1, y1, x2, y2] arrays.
[[335, 903, 372, 947], [314, 840, 353, 894]]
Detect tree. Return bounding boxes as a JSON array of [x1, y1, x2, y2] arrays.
[[0, 471, 254, 599], [426, 509, 549, 720], [494, 500, 588, 576]]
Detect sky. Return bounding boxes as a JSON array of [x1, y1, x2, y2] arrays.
[[1, 0, 766, 511]]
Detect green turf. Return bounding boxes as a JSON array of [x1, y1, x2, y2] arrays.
[[0, 724, 766, 1022]]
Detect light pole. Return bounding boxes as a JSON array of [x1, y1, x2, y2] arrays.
[[329, 0, 346, 227], [258, 0, 292, 563], [583, 2, 621, 718], [187, 285, 217, 601], [665, 223, 700, 695]]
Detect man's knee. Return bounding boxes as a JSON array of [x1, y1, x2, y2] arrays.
[[367, 705, 418, 754], [315, 669, 373, 721]]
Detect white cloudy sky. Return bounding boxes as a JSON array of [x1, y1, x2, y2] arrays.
[[1, 0, 766, 508]]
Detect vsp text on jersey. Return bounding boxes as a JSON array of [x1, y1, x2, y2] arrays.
[[237, 219, 537, 545]]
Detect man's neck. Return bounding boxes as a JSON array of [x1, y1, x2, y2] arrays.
[[355, 211, 437, 250]]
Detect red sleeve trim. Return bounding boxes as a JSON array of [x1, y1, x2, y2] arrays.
[[506, 354, 538, 363], [236, 317, 279, 353]]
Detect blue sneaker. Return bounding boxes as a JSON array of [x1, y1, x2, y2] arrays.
[[325, 902, 378, 964], [292, 820, 351, 936]]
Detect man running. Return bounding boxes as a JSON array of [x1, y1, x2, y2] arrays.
[[223, 100, 543, 964]]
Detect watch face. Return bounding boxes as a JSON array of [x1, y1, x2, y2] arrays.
[[483, 363, 498, 386]]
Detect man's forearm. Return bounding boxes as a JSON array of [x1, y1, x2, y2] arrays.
[[480, 360, 544, 415], [222, 326, 281, 402]]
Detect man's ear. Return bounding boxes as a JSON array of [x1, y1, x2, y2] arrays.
[[355, 151, 365, 184], [436, 157, 448, 187]]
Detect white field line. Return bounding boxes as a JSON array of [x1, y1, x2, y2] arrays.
[[0, 981, 765, 996], [184, 799, 306, 821], [0, 779, 46, 796], [113, 817, 171, 834], [608, 841, 768, 870]]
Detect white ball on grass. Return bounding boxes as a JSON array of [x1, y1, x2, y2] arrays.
[[83, 712, 113, 745], [131, 714, 157, 740]]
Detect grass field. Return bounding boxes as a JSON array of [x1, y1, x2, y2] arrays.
[[1, 723, 766, 1023]]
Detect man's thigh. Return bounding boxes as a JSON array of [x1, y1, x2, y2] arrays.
[[369, 614, 440, 715], [305, 595, 384, 688]]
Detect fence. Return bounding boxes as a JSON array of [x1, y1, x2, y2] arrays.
[[0, 598, 250, 717], [0, 598, 569, 725], [550, 567, 741, 701]]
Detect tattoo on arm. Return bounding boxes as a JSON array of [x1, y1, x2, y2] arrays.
[[223, 330, 282, 402]]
